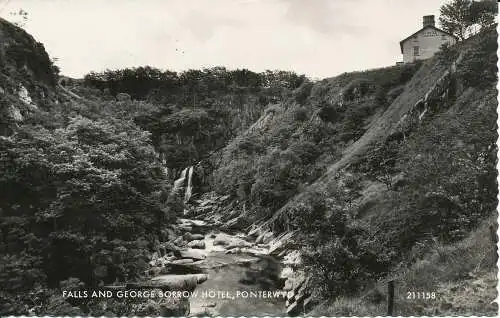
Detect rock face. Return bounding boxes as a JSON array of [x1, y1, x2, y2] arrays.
[[269, 231, 296, 256]]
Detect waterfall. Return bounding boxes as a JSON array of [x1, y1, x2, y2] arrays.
[[171, 167, 188, 195], [184, 166, 194, 203]]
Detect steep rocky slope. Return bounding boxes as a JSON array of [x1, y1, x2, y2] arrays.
[[205, 28, 497, 315]]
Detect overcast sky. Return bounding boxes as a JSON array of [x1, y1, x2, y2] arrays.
[[1, 0, 449, 79]]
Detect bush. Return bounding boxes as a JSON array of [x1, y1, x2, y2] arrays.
[[456, 30, 498, 88], [292, 189, 389, 298], [0, 115, 170, 314], [293, 107, 309, 122]]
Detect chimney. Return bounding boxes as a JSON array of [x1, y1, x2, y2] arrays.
[[423, 15, 435, 28]]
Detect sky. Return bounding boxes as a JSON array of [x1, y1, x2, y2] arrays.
[[1, 0, 450, 79]]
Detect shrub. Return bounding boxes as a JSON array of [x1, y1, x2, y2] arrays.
[[456, 30, 498, 88], [293, 106, 309, 122]]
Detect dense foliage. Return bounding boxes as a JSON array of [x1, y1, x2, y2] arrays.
[[211, 62, 423, 221], [81, 67, 308, 171], [439, 0, 497, 40], [0, 114, 172, 314], [292, 29, 498, 299]]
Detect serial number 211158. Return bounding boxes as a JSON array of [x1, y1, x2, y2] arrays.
[[406, 291, 436, 300]]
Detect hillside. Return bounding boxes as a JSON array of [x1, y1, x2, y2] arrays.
[[204, 28, 498, 315], [0, 16, 497, 316]]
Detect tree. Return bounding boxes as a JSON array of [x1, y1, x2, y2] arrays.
[[439, 0, 498, 40], [439, 0, 473, 40], [469, 0, 498, 29]]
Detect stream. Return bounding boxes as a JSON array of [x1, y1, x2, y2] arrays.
[[188, 236, 286, 316], [143, 165, 305, 316]]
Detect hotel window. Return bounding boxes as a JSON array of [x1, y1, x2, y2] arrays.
[[413, 46, 420, 56]]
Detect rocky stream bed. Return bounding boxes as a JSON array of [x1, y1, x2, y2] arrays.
[[115, 193, 313, 316]]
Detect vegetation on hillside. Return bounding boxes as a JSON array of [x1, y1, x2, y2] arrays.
[[439, 0, 497, 40], [81, 67, 307, 170], [0, 6, 497, 316]]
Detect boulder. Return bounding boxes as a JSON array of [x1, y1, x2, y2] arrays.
[[177, 224, 193, 233], [162, 242, 181, 252], [174, 249, 206, 260], [221, 217, 241, 231], [158, 296, 190, 316], [214, 233, 252, 248], [225, 247, 241, 254], [283, 279, 294, 291], [167, 260, 205, 274], [184, 233, 205, 242], [173, 237, 184, 246], [132, 295, 189, 316], [116, 92, 131, 101], [187, 240, 206, 249], [171, 259, 194, 265], [256, 231, 274, 244], [137, 274, 208, 292], [283, 250, 302, 267]]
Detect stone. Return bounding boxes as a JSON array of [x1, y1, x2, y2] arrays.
[[244, 247, 269, 257], [184, 232, 205, 242], [225, 247, 241, 254], [221, 217, 246, 231], [280, 267, 294, 280], [140, 274, 208, 292], [175, 248, 207, 260], [283, 279, 293, 291], [283, 250, 302, 267], [269, 231, 296, 256], [173, 237, 184, 246], [256, 231, 274, 244], [187, 240, 206, 249], [171, 259, 194, 265], [167, 260, 205, 274], [158, 296, 190, 316], [177, 224, 193, 233], [213, 233, 252, 248], [116, 92, 131, 101], [162, 242, 180, 252]]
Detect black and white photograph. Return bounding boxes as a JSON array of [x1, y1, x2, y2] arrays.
[[0, 0, 498, 316]]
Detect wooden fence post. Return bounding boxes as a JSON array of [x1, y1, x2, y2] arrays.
[[387, 280, 395, 316]]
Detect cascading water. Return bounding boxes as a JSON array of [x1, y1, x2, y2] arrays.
[[184, 166, 194, 203], [171, 167, 188, 195]]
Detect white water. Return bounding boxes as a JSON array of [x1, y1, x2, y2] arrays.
[[172, 167, 188, 195], [184, 166, 194, 203]]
